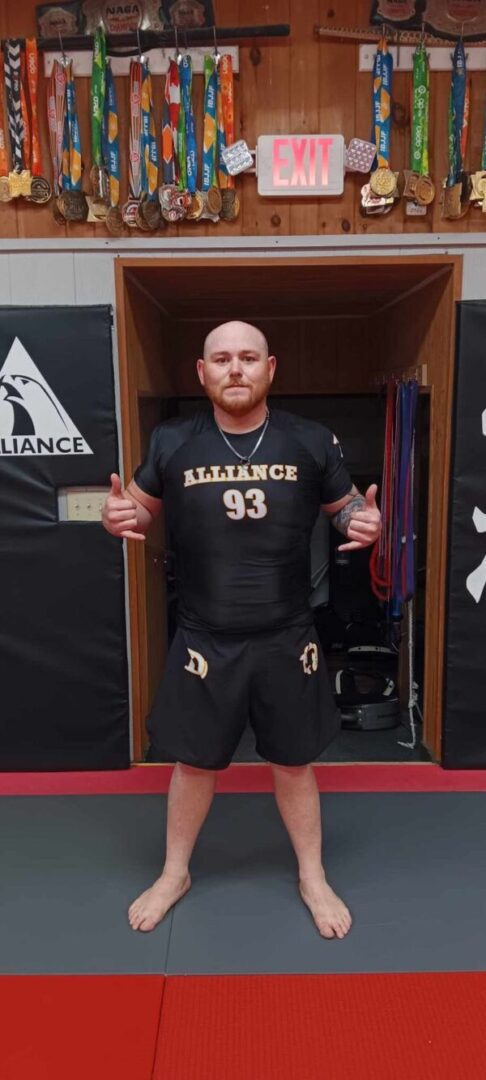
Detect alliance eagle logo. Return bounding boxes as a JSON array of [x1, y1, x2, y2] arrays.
[[0, 337, 92, 456]]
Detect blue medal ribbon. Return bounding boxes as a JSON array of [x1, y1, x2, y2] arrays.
[[102, 60, 120, 207], [371, 38, 392, 170], [202, 55, 217, 191], [448, 40, 466, 186]]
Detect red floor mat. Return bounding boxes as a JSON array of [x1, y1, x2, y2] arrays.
[[154, 972, 486, 1080], [1, 975, 164, 1080]]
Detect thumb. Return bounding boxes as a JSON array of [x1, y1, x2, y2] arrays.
[[365, 483, 378, 507], [110, 473, 122, 497]]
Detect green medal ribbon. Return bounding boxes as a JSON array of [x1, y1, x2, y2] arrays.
[[91, 28, 106, 169], [177, 72, 187, 190], [411, 44, 429, 176]]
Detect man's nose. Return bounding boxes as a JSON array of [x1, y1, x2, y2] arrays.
[[228, 356, 244, 376]]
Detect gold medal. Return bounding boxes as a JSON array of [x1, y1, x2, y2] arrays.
[[105, 205, 125, 236], [414, 175, 435, 206], [206, 186, 222, 216], [369, 167, 397, 198], [186, 191, 204, 220]]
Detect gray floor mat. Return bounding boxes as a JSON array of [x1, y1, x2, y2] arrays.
[[1, 792, 484, 974]]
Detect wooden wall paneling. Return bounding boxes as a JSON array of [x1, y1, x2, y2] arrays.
[[335, 315, 375, 392], [213, 0, 242, 238], [259, 317, 301, 394], [300, 318, 338, 393], [288, 0, 319, 237], [318, 0, 360, 238], [240, 0, 291, 237]]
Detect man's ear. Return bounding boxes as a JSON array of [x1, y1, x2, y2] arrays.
[[196, 358, 205, 386], [268, 355, 277, 384]]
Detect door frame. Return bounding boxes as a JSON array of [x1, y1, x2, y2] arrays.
[[115, 253, 462, 765]]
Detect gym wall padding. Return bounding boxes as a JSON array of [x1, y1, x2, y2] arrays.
[[443, 301, 486, 769], [0, 306, 129, 770]]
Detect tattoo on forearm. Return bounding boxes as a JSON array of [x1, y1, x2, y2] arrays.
[[332, 495, 365, 537]]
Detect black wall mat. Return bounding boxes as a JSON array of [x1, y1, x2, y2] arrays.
[[443, 301, 486, 769], [0, 306, 129, 770]]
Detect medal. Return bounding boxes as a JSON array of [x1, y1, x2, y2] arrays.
[[25, 38, 52, 201], [443, 40, 470, 219], [90, 28, 109, 220], [138, 59, 161, 231], [186, 191, 204, 219], [200, 54, 221, 221], [46, 60, 66, 218], [123, 59, 143, 226], [414, 174, 435, 206], [217, 54, 239, 219], [102, 60, 124, 235], [369, 166, 397, 197], [179, 54, 198, 212], [404, 41, 434, 212], [58, 59, 88, 222], [0, 57, 12, 201], [368, 35, 399, 211]]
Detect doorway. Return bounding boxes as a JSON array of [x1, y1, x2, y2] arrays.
[[115, 255, 462, 765]]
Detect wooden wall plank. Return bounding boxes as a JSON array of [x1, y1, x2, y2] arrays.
[[240, 0, 291, 237], [2, 0, 486, 238]]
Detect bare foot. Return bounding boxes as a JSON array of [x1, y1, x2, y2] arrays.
[[299, 871, 352, 939], [128, 871, 191, 932]]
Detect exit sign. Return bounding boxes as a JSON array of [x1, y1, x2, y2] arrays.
[[256, 134, 344, 197]]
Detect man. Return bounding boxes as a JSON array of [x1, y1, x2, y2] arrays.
[[102, 321, 381, 940]]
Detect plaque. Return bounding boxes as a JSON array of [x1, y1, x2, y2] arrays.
[[36, 1, 86, 38], [158, 0, 215, 29], [221, 140, 254, 177]]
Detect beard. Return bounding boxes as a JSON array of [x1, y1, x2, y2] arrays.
[[205, 373, 272, 415]]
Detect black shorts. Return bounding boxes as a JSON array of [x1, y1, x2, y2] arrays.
[[146, 623, 341, 770]]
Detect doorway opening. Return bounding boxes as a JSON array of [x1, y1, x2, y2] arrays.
[[115, 255, 462, 766]]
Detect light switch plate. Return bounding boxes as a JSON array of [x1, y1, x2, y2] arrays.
[[58, 487, 110, 522]]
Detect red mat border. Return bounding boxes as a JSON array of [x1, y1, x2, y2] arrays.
[[0, 762, 486, 794]]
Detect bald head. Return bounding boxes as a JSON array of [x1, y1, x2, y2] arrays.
[[203, 321, 269, 361]]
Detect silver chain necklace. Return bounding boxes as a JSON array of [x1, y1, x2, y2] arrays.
[[215, 409, 270, 466]]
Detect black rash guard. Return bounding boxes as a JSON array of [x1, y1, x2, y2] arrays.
[[133, 408, 352, 634]]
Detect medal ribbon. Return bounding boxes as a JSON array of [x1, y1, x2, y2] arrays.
[[218, 54, 234, 189], [448, 40, 467, 186], [102, 60, 120, 208], [19, 49, 31, 172], [91, 27, 106, 170], [4, 40, 24, 172], [64, 60, 82, 190], [46, 60, 66, 196], [162, 60, 180, 184], [202, 55, 217, 191], [128, 60, 142, 199], [0, 58, 10, 177], [26, 39, 42, 176], [411, 44, 429, 176], [180, 55, 197, 194], [372, 36, 392, 169], [140, 62, 158, 199], [162, 67, 173, 183]]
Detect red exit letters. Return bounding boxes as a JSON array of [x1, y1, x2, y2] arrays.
[[272, 136, 334, 188]]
